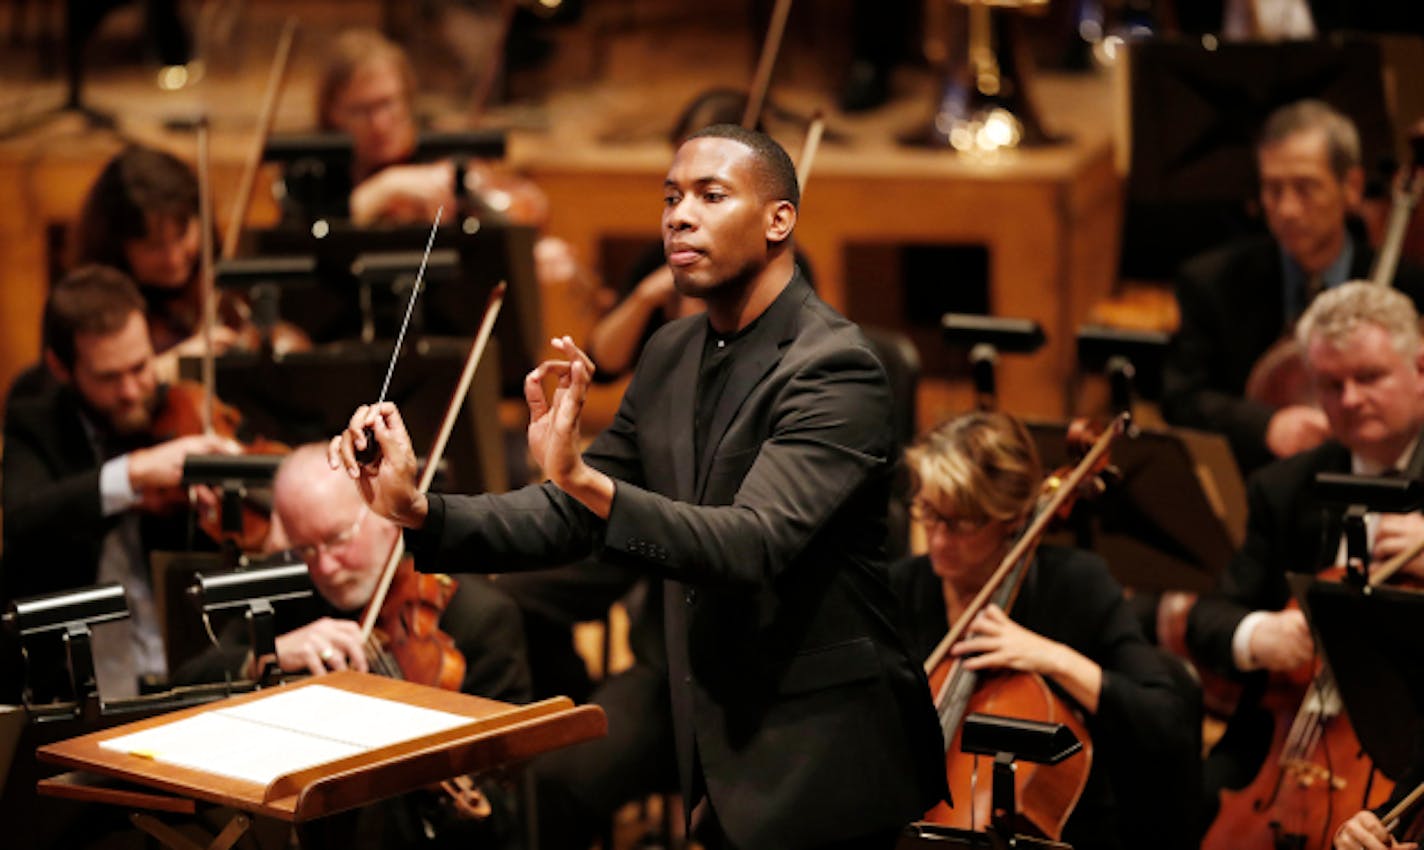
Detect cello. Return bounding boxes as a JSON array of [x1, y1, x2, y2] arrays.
[[922, 414, 1127, 839], [1199, 543, 1424, 850]]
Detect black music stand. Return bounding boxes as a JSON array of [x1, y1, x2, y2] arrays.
[[1028, 422, 1244, 593], [249, 220, 540, 396], [179, 337, 509, 496], [1299, 576, 1424, 782]]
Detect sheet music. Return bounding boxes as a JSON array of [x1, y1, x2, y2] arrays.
[[100, 684, 470, 786]]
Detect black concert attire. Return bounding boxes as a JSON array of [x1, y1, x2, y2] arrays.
[[405, 272, 946, 850], [889, 547, 1204, 850], [1162, 232, 1424, 476], [2, 368, 201, 701], [586, 242, 815, 383]]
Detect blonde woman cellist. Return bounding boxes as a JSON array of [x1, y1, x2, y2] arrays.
[[887, 411, 1200, 850]]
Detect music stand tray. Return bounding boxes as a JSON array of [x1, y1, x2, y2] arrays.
[[1300, 576, 1424, 782], [35, 671, 605, 824]]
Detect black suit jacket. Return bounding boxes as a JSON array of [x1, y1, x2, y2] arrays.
[[1186, 440, 1351, 676], [1, 370, 195, 606], [406, 273, 946, 849], [1161, 234, 1424, 475], [889, 548, 1202, 850]]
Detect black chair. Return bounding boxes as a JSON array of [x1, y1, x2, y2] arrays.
[[864, 325, 922, 560]]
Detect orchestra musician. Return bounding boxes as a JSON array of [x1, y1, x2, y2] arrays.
[[1, 265, 240, 699], [1187, 281, 1424, 825], [331, 124, 946, 850], [1162, 99, 1424, 475], [173, 443, 531, 850], [174, 443, 531, 701], [888, 411, 1202, 850], [306, 27, 547, 229], [72, 146, 242, 385]]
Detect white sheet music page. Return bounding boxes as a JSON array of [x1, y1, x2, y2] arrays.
[[100, 684, 470, 786]]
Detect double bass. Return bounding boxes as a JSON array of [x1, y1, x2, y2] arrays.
[[922, 415, 1127, 839]]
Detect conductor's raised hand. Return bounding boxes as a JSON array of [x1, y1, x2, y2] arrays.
[[524, 336, 614, 517], [328, 402, 428, 528]]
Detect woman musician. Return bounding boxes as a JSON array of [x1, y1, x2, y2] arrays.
[[73, 145, 308, 386], [887, 411, 1201, 850]]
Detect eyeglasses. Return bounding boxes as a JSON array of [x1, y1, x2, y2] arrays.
[[910, 499, 991, 536], [336, 94, 407, 125], [292, 507, 368, 562]]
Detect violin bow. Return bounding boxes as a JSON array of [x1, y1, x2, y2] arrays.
[[1369, 128, 1424, 288], [742, 0, 794, 129], [221, 17, 298, 261], [1384, 778, 1424, 834], [358, 280, 507, 641], [923, 413, 1130, 680], [795, 110, 825, 198], [196, 116, 217, 437]]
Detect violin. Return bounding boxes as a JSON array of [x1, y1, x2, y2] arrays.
[[923, 414, 1127, 839], [144, 380, 287, 552], [364, 555, 465, 692]]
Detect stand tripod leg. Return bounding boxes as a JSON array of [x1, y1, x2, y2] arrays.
[[131, 811, 250, 850]]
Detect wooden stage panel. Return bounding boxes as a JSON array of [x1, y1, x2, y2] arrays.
[[521, 135, 1123, 421]]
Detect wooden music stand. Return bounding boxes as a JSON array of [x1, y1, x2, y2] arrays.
[[35, 671, 606, 849]]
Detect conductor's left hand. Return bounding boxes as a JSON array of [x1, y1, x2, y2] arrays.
[[329, 402, 428, 528], [525, 336, 614, 518]]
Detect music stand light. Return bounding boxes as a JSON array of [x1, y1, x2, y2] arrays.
[[960, 712, 1083, 839], [1314, 472, 1424, 584], [1076, 324, 1169, 412], [941, 314, 1046, 411], [190, 561, 313, 685], [3, 583, 128, 712]]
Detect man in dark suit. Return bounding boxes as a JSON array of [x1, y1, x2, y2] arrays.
[[2, 265, 238, 699], [331, 124, 946, 850], [1187, 282, 1424, 836], [1162, 99, 1424, 476]]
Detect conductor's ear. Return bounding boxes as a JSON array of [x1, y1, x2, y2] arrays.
[[766, 200, 796, 245]]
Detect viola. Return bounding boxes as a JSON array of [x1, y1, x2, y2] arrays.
[[922, 415, 1127, 839]]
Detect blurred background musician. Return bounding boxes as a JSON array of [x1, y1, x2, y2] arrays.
[[1, 265, 240, 700], [174, 443, 531, 849], [72, 146, 235, 385], [1162, 99, 1424, 477], [889, 411, 1201, 850], [298, 26, 548, 230], [71, 145, 308, 388], [1186, 282, 1424, 831]]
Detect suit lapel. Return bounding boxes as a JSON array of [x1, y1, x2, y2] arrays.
[[694, 275, 807, 501], [666, 321, 704, 502]]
